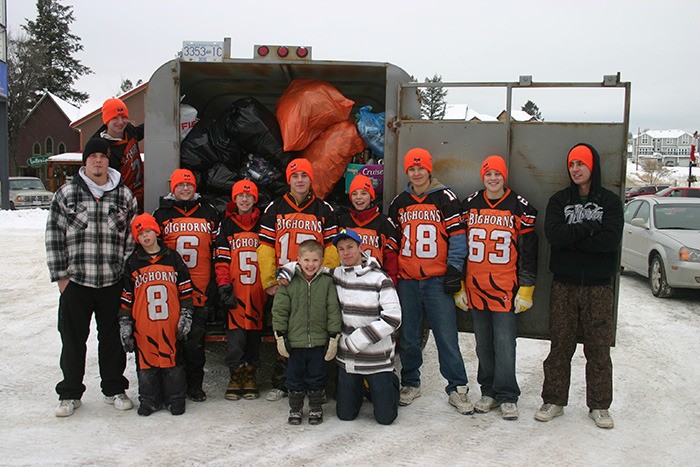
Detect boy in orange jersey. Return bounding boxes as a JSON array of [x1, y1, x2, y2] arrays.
[[119, 213, 194, 416], [93, 98, 145, 211], [388, 148, 472, 414], [457, 155, 538, 421], [214, 180, 267, 401], [257, 158, 339, 401], [336, 174, 399, 285], [153, 169, 219, 402]]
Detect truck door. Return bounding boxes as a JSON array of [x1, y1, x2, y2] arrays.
[[390, 79, 631, 342]]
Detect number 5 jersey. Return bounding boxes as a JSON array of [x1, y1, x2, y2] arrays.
[[461, 188, 538, 312], [214, 206, 267, 330], [120, 244, 194, 369]]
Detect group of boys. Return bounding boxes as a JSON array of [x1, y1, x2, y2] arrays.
[[47, 98, 621, 429]]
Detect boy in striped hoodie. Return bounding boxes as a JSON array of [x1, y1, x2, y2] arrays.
[[331, 229, 402, 425]]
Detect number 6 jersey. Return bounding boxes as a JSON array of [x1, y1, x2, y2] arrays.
[[461, 188, 538, 312], [120, 244, 193, 369]]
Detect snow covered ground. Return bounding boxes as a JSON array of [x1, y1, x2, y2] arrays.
[[626, 157, 699, 188], [0, 208, 698, 466]]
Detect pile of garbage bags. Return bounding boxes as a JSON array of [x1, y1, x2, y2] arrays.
[[180, 80, 385, 213]]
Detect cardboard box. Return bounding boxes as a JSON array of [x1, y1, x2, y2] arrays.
[[345, 163, 384, 194]]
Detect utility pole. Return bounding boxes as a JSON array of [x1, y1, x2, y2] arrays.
[[690, 131, 698, 188], [0, 0, 9, 210]]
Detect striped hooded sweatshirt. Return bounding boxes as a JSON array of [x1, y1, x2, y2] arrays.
[[333, 252, 402, 375]]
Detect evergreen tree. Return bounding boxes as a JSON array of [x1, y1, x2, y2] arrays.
[[23, 0, 91, 104], [119, 78, 143, 95], [6, 32, 48, 172], [419, 74, 448, 120], [521, 100, 543, 120]]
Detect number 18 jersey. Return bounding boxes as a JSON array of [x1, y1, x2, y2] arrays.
[[388, 187, 464, 280]]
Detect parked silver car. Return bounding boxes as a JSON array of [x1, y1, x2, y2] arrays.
[[621, 197, 700, 297], [5, 177, 54, 210]]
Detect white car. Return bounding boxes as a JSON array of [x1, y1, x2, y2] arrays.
[[621, 197, 700, 297], [5, 177, 54, 210]]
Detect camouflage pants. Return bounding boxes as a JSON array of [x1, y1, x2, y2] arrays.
[[541, 282, 613, 409]]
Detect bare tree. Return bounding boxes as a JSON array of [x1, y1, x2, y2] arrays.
[[639, 159, 671, 185]]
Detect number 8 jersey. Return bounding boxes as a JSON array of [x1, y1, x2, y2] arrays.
[[389, 185, 465, 280], [120, 245, 193, 369], [461, 189, 538, 312]]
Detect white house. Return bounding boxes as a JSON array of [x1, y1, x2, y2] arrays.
[[630, 129, 694, 166]]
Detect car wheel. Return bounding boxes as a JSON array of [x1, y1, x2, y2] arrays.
[[649, 255, 674, 298], [9, 201, 15, 210]]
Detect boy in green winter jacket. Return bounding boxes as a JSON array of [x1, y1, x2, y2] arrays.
[[271, 240, 341, 425]]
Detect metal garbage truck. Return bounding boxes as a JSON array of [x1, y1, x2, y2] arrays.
[[144, 40, 630, 342]]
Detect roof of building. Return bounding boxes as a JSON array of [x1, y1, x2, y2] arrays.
[[632, 129, 690, 139], [23, 93, 82, 125], [70, 82, 148, 127]]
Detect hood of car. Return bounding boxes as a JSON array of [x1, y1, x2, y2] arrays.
[[11, 188, 53, 197], [656, 229, 700, 247]]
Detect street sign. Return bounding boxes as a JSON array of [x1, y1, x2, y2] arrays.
[[0, 61, 7, 99], [27, 155, 49, 167]]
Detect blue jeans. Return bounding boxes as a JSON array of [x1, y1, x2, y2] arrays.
[[470, 309, 520, 403], [398, 277, 468, 394], [336, 367, 399, 425], [285, 346, 327, 392]]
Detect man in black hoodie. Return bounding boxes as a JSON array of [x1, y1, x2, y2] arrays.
[[534, 143, 623, 429]]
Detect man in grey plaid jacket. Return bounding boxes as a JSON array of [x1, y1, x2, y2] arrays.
[[46, 138, 138, 417]]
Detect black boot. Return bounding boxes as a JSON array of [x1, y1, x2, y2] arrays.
[[288, 390, 305, 425], [307, 389, 325, 425]]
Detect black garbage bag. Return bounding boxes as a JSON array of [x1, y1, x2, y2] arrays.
[[180, 118, 244, 173], [180, 121, 221, 172], [201, 193, 231, 217], [203, 162, 241, 196], [224, 97, 291, 173]]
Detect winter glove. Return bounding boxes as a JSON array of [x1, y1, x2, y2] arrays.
[[275, 266, 294, 286], [513, 286, 535, 314], [218, 284, 238, 307], [275, 332, 290, 358], [453, 281, 469, 311], [177, 307, 193, 340], [324, 334, 340, 361], [118, 316, 135, 353], [443, 265, 463, 295]]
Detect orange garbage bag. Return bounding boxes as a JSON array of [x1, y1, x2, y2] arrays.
[[276, 79, 354, 152], [301, 119, 366, 199]]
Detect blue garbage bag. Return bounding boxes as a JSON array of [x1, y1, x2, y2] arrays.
[[356, 106, 385, 157]]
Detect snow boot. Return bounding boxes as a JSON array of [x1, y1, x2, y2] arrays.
[[308, 389, 325, 425], [225, 366, 245, 401], [288, 390, 305, 425], [241, 364, 259, 400]]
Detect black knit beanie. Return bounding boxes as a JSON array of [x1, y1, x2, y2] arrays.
[[82, 138, 111, 164]]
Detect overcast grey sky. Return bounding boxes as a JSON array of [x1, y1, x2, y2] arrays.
[[7, 0, 700, 132]]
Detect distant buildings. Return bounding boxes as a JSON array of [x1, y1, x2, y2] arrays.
[[629, 129, 695, 167], [443, 105, 539, 122]]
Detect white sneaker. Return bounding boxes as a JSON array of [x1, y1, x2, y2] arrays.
[[398, 386, 421, 406], [104, 393, 134, 411], [589, 409, 614, 429], [55, 399, 81, 417], [265, 388, 288, 401], [448, 386, 474, 414], [534, 403, 564, 422], [474, 396, 500, 413], [500, 402, 519, 420]]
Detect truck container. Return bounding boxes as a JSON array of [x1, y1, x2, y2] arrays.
[[144, 42, 630, 342]]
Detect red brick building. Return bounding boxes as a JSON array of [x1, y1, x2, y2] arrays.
[[15, 93, 81, 183]]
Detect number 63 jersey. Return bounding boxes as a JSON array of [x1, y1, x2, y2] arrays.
[[461, 189, 538, 312], [120, 245, 193, 369]]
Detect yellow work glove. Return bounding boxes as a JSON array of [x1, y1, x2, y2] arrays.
[[453, 281, 469, 311], [513, 286, 535, 314]]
